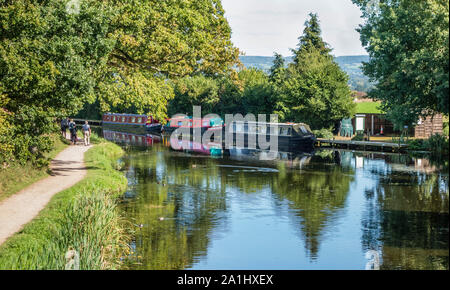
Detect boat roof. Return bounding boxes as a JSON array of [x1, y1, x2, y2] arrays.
[[104, 113, 149, 117]]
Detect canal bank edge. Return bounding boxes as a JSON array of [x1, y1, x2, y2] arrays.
[[0, 141, 130, 270]]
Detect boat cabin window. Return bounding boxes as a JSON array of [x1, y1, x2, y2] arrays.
[[132, 117, 136, 123], [122, 117, 126, 122], [300, 126, 308, 134], [137, 117, 141, 123]]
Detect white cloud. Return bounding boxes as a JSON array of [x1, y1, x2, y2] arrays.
[[221, 0, 367, 57]]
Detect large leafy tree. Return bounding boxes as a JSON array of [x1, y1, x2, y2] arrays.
[[168, 68, 274, 118], [0, 0, 240, 163], [352, 0, 449, 128], [109, 0, 240, 77], [0, 0, 115, 163], [274, 14, 355, 129], [96, 0, 240, 120]]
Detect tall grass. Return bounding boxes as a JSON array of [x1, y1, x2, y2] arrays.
[[0, 141, 130, 270]]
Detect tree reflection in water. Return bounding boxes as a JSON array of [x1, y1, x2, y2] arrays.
[[361, 154, 449, 270]]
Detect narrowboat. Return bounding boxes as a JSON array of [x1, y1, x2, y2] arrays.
[[162, 116, 224, 135], [102, 113, 161, 133], [225, 121, 316, 151]]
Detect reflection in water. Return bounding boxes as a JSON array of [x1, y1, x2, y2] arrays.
[[361, 154, 449, 270], [102, 130, 449, 269]]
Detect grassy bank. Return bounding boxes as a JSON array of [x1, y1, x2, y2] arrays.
[[0, 134, 68, 202], [0, 141, 130, 270]]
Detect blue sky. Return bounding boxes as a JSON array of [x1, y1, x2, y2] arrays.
[[221, 0, 368, 57]]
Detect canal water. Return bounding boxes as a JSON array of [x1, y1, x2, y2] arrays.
[[107, 132, 448, 270]]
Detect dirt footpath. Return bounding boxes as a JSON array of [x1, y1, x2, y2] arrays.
[[0, 144, 92, 246]]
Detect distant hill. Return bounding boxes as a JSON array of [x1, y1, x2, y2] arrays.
[[239, 55, 374, 92]]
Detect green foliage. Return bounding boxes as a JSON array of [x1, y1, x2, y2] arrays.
[[109, 0, 240, 77], [1, 0, 240, 163], [169, 75, 220, 116], [0, 0, 115, 164], [0, 141, 130, 270], [406, 134, 449, 157], [424, 134, 449, 157], [292, 13, 331, 61], [353, 0, 449, 129], [167, 68, 275, 117], [351, 132, 364, 141], [406, 139, 426, 151], [237, 69, 276, 116], [271, 13, 355, 129], [443, 115, 449, 137], [312, 128, 334, 139], [269, 53, 286, 81]]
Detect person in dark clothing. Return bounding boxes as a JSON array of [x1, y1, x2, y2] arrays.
[[69, 119, 77, 145], [60, 118, 69, 138]]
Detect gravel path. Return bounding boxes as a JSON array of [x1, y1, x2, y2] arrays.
[[0, 143, 92, 246]]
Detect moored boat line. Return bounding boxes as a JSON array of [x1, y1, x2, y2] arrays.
[[102, 113, 162, 133]]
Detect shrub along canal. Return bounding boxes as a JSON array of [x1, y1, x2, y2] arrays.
[[108, 133, 448, 270]]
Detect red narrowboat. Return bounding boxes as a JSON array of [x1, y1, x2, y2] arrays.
[[102, 113, 162, 133]]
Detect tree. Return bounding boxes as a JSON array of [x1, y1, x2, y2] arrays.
[[274, 14, 355, 129], [167, 68, 274, 118], [0, 0, 115, 163], [238, 68, 275, 116], [352, 0, 449, 129], [292, 13, 332, 64], [0, 0, 240, 163], [169, 75, 220, 117], [269, 53, 286, 81]]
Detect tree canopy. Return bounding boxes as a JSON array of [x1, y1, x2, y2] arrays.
[[352, 0, 449, 128], [273, 13, 355, 129], [0, 0, 240, 164]]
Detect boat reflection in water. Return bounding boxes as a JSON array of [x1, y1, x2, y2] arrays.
[[103, 130, 161, 147], [228, 148, 313, 169], [167, 134, 223, 156]]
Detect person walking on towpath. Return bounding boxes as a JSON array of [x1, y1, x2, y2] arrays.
[[82, 121, 91, 146], [60, 117, 69, 139], [69, 119, 77, 145]]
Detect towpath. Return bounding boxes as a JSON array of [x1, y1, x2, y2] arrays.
[[0, 142, 92, 246]]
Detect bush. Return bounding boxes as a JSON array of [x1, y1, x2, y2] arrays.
[[351, 132, 364, 141], [407, 139, 425, 151], [312, 128, 334, 139], [424, 134, 449, 157]]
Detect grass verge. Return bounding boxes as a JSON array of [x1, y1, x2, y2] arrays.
[[0, 134, 69, 202], [0, 141, 130, 270]]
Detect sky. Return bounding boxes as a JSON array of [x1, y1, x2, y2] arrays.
[[221, 0, 368, 57]]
